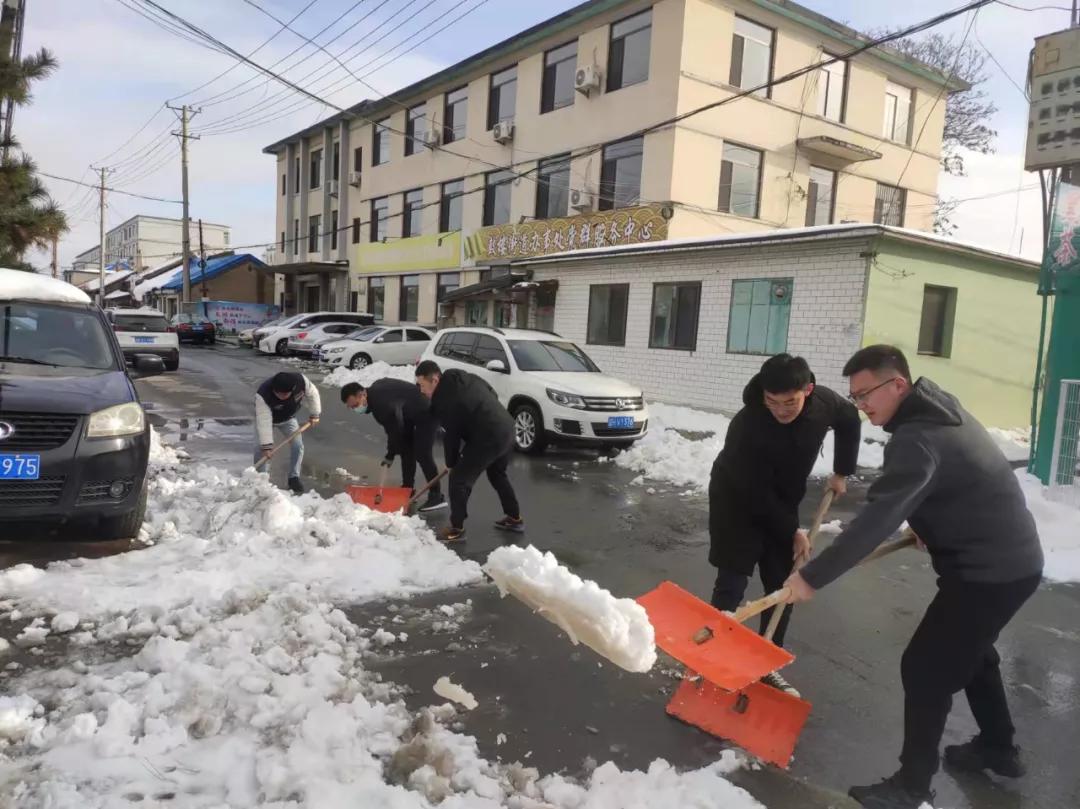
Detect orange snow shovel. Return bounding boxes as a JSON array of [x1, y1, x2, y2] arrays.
[[348, 466, 449, 514]]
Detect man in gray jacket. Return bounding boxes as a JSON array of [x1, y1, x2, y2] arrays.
[[785, 345, 1043, 809]]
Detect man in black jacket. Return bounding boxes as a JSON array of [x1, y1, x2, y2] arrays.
[[786, 345, 1043, 809], [415, 360, 522, 542], [340, 379, 446, 512], [710, 353, 861, 696]]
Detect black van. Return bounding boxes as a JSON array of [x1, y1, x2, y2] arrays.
[[0, 271, 164, 539]]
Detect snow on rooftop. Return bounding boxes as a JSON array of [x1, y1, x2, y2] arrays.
[[0, 267, 91, 304], [79, 268, 134, 292]]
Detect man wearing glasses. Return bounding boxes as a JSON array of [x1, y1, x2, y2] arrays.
[[709, 353, 861, 698], [787, 345, 1043, 809]]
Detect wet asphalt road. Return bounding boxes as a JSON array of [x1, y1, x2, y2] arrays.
[[2, 342, 1079, 809]]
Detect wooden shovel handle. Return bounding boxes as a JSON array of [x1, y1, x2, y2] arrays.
[[407, 467, 450, 507], [253, 421, 312, 470], [374, 463, 389, 504]]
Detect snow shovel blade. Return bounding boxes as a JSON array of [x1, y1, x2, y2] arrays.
[[347, 485, 413, 513], [666, 675, 811, 769], [637, 581, 793, 692]]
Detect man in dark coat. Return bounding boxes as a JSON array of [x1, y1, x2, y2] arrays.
[[340, 379, 446, 512], [786, 345, 1043, 809], [415, 359, 522, 542], [710, 353, 861, 696]]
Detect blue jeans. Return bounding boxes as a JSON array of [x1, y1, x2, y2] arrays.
[[255, 418, 304, 479]]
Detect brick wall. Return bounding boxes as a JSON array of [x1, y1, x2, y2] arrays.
[[531, 240, 872, 413]]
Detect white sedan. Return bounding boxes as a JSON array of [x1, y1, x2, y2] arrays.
[[285, 322, 365, 358], [316, 325, 434, 369]]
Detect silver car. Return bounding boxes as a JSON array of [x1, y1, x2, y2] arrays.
[[285, 322, 362, 358]]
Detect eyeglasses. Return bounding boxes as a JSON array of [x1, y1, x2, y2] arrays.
[[848, 377, 899, 405]]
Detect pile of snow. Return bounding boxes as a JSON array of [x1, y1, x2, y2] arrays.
[[1017, 471, 1080, 583], [322, 361, 417, 388], [616, 402, 887, 493], [989, 427, 1031, 463], [484, 545, 656, 673]]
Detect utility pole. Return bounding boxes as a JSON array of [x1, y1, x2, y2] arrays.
[[198, 218, 208, 301], [167, 103, 199, 310], [50, 234, 58, 279], [97, 166, 107, 305]]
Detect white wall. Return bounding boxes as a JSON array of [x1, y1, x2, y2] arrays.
[[531, 239, 870, 412]]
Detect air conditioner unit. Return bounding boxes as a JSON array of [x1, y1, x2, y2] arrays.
[[492, 120, 515, 144], [328, 179, 340, 197], [570, 188, 594, 212], [347, 171, 361, 188], [575, 64, 602, 96], [424, 128, 442, 148]]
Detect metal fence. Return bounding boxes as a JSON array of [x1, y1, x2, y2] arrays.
[[1049, 379, 1080, 503]]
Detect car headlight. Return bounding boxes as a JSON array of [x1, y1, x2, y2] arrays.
[[546, 388, 586, 409], [86, 402, 145, 438], [327, 346, 346, 354]]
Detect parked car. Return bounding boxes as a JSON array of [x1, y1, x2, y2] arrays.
[[169, 313, 217, 345], [317, 325, 434, 368], [419, 327, 649, 454], [256, 311, 375, 355], [239, 317, 284, 346], [1, 268, 163, 540], [107, 308, 180, 371], [285, 322, 366, 358]]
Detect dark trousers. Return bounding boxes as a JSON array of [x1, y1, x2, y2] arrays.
[[448, 439, 519, 530], [710, 538, 795, 647], [399, 417, 440, 496], [899, 574, 1040, 792]]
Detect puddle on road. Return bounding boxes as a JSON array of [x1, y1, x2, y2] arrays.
[[146, 414, 254, 443]]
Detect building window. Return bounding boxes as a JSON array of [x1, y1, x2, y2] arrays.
[[403, 188, 423, 237], [817, 57, 846, 122], [399, 274, 420, 321], [308, 214, 321, 253], [405, 103, 426, 156], [483, 169, 514, 226], [294, 156, 300, 190], [293, 218, 299, 256], [728, 278, 792, 355], [805, 166, 836, 226], [372, 119, 390, 165], [330, 209, 338, 251], [542, 41, 577, 113], [370, 196, 389, 242], [223, 232, 229, 245], [466, 300, 488, 326], [730, 16, 773, 97], [443, 86, 468, 144], [874, 183, 906, 226], [650, 282, 701, 351], [437, 271, 460, 301], [280, 231, 285, 252], [607, 9, 651, 92], [918, 285, 957, 357], [309, 148, 323, 190], [536, 154, 571, 219], [587, 284, 629, 346], [487, 65, 517, 129], [599, 136, 643, 211], [440, 179, 464, 232], [368, 277, 385, 320], [332, 142, 340, 181], [350, 291, 359, 312], [352, 217, 361, 244], [884, 81, 913, 144], [353, 146, 363, 172], [719, 142, 762, 218], [281, 173, 286, 196]]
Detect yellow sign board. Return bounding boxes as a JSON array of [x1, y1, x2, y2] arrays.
[[463, 204, 670, 262], [355, 231, 461, 274]]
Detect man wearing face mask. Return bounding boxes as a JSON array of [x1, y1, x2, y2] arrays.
[[708, 353, 861, 697], [340, 379, 446, 512]]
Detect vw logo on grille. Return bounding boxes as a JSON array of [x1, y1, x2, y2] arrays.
[[0, 421, 14, 441], [615, 399, 627, 410]]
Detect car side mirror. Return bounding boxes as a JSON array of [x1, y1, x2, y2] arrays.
[[374, 337, 384, 343], [132, 354, 165, 378], [486, 359, 508, 374]]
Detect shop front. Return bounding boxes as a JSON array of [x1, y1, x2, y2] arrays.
[[352, 232, 461, 324]]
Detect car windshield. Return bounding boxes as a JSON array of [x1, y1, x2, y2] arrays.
[[171, 314, 206, 325], [508, 340, 599, 372], [117, 314, 170, 332], [0, 302, 116, 370]]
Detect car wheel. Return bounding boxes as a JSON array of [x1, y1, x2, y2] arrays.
[[349, 353, 372, 370], [96, 480, 148, 541], [512, 403, 547, 455], [275, 338, 289, 356], [207, 337, 216, 345], [165, 354, 179, 372]]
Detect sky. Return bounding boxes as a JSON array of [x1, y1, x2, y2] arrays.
[[16, 0, 1070, 271]]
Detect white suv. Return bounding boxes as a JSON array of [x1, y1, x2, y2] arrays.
[[106, 308, 180, 371], [419, 327, 649, 454]]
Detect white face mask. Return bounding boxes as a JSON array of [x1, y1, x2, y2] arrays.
[[351, 403, 368, 414]]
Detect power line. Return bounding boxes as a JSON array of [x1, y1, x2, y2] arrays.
[[39, 171, 183, 203], [974, 11, 1030, 100]]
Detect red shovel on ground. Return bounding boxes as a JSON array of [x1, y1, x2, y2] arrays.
[[348, 466, 449, 514]]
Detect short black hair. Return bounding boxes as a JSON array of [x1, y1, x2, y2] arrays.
[[270, 372, 297, 393], [759, 354, 813, 394], [842, 344, 912, 382], [340, 382, 364, 403], [415, 359, 441, 378]]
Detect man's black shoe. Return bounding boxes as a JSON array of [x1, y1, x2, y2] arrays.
[[287, 477, 305, 494], [418, 493, 448, 512], [848, 773, 933, 809], [944, 735, 1026, 778]]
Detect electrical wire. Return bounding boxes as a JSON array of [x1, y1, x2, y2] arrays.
[[39, 171, 183, 203]]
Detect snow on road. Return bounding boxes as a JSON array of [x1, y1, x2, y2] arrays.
[[1017, 472, 1080, 584], [322, 361, 418, 388], [0, 432, 768, 809]]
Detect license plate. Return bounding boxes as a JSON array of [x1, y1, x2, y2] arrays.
[[134, 336, 155, 344], [192, 324, 204, 331], [0, 454, 40, 480], [607, 416, 635, 429]]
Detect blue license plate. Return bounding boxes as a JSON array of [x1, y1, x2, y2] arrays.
[[0, 454, 40, 480], [607, 416, 635, 429], [134, 336, 155, 344], [191, 324, 204, 331]]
